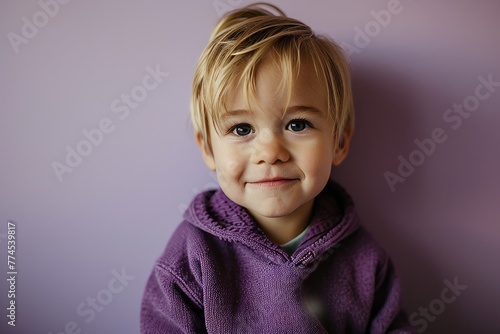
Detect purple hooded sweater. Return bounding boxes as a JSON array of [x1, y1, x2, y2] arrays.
[[141, 181, 414, 333]]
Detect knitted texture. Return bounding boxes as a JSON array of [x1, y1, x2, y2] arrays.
[[140, 181, 414, 333]]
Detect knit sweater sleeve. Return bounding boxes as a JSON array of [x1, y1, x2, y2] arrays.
[[140, 261, 206, 334], [140, 220, 207, 334], [369, 252, 415, 333]]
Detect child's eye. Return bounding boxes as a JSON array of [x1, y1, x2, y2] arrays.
[[287, 119, 311, 132], [230, 123, 254, 136]]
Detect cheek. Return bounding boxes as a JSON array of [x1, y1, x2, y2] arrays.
[[302, 144, 333, 176], [216, 158, 245, 186]]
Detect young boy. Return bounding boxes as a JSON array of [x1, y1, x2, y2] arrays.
[[141, 3, 413, 333]]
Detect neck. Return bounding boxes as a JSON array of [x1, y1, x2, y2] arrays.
[[249, 199, 314, 245]]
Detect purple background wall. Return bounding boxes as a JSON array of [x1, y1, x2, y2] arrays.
[[1, 1, 499, 333]]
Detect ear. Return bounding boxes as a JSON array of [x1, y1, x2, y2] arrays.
[[332, 127, 353, 166], [195, 132, 216, 171]]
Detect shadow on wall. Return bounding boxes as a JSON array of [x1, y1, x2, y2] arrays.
[[333, 62, 475, 333]]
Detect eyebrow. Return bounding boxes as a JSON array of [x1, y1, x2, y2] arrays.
[[286, 105, 324, 114], [221, 109, 250, 118], [222, 105, 324, 118]]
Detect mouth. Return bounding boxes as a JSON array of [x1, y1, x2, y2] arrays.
[[247, 177, 299, 188]]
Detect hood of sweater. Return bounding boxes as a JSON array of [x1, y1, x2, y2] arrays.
[[184, 180, 361, 267]]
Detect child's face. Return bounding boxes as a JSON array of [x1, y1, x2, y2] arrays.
[[197, 56, 349, 223]]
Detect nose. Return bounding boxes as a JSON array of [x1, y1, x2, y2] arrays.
[[251, 130, 290, 165]]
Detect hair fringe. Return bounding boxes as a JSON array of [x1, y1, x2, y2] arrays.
[[191, 2, 354, 153]]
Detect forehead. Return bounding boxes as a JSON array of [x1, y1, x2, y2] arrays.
[[223, 55, 328, 114]]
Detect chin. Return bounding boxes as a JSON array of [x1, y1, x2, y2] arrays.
[[249, 205, 300, 219]]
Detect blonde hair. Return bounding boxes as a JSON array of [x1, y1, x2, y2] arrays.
[[190, 2, 354, 152]]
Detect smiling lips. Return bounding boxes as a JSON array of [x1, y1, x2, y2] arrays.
[[247, 177, 299, 188]]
